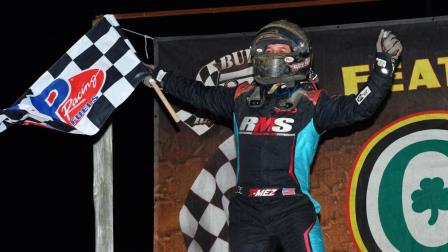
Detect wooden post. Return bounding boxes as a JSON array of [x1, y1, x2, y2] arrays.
[[93, 124, 114, 252], [92, 16, 114, 252]]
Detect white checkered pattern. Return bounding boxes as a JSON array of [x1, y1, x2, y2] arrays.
[[179, 136, 237, 252], [0, 14, 148, 135], [169, 62, 221, 136], [197, 62, 221, 87], [176, 56, 253, 136]]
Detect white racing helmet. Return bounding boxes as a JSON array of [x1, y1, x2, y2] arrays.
[[251, 20, 313, 85]]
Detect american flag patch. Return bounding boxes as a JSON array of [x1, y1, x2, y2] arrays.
[[282, 188, 296, 196]]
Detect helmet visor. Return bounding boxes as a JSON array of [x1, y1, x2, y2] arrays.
[[253, 53, 310, 85]]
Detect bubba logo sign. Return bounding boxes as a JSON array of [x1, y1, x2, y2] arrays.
[[30, 69, 105, 126], [239, 116, 295, 136], [348, 111, 448, 251]]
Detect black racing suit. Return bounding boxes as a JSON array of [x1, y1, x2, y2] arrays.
[[160, 52, 394, 252]]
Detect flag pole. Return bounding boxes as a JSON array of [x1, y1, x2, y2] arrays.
[[142, 76, 181, 123]]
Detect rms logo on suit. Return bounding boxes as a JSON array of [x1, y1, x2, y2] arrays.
[[239, 116, 295, 136]]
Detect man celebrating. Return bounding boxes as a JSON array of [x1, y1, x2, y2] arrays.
[[149, 20, 402, 251]]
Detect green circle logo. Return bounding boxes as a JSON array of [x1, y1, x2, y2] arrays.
[[348, 111, 448, 251]]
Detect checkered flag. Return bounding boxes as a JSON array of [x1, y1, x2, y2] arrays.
[[176, 59, 254, 136], [0, 14, 149, 135], [196, 62, 220, 87], [179, 135, 237, 252], [172, 63, 221, 136]]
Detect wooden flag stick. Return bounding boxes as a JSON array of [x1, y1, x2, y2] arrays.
[[143, 76, 181, 123]]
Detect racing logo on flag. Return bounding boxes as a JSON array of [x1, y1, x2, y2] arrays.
[[30, 69, 105, 126], [0, 14, 148, 135], [348, 111, 448, 251]]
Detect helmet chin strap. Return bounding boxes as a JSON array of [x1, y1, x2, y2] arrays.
[[265, 80, 296, 96], [247, 69, 319, 108], [267, 83, 281, 94]]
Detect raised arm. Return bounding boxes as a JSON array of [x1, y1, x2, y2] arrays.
[[314, 29, 403, 133], [149, 67, 235, 120]]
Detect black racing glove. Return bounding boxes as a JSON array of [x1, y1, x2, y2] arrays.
[[374, 29, 403, 77], [142, 64, 167, 89]]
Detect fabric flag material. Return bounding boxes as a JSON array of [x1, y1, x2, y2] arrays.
[[179, 136, 237, 252], [0, 14, 149, 135]]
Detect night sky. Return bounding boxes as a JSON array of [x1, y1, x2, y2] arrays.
[[0, 1, 446, 251]]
